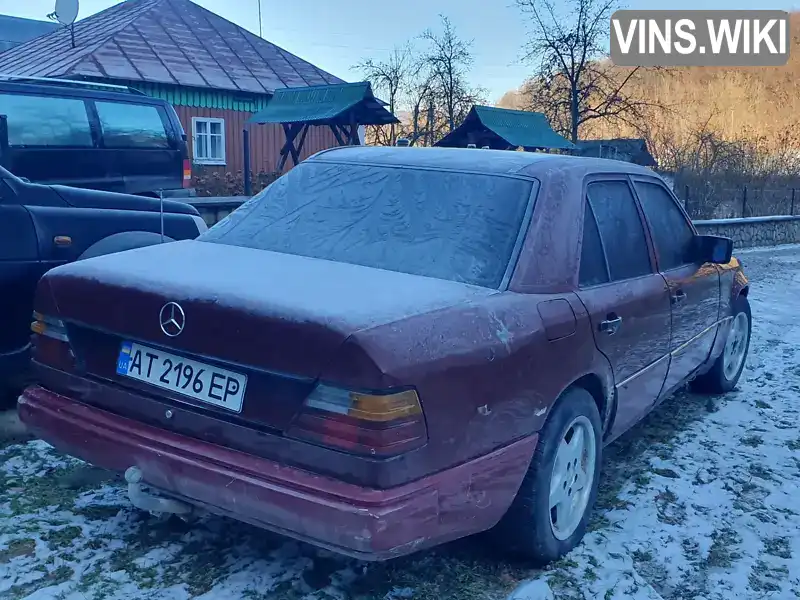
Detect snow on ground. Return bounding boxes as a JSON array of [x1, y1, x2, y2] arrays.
[[0, 245, 798, 600]]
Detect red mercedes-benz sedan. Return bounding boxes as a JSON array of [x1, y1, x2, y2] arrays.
[[19, 147, 751, 563]]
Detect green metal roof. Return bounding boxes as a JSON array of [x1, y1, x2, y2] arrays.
[[248, 82, 398, 126], [436, 105, 574, 151]]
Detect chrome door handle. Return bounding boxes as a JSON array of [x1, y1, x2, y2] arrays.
[[671, 290, 687, 304], [600, 315, 623, 335]]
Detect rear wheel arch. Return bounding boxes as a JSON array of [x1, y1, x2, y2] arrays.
[[571, 374, 609, 424], [77, 231, 174, 261]]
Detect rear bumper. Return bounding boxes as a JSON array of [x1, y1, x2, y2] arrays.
[[18, 386, 537, 560]]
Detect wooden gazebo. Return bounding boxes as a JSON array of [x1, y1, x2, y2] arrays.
[[243, 81, 398, 192]]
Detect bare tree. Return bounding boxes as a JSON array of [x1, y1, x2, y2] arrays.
[[516, 0, 651, 143], [354, 14, 484, 147], [354, 45, 413, 146], [420, 15, 479, 135]]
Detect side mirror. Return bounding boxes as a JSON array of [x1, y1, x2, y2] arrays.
[[694, 234, 733, 264]]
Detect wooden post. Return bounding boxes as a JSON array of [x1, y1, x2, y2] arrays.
[[684, 184, 690, 216], [349, 111, 358, 145], [742, 185, 748, 218], [329, 123, 345, 146], [294, 124, 310, 159], [243, 128, 251, 197], [277, 123, 302, 172]]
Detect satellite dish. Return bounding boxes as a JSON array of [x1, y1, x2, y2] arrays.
[[54, 0, 79, 26]]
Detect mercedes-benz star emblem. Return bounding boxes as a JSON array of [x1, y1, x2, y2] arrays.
[[159, 302, 185, 337]]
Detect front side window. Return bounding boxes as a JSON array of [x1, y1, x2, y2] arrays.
[[635, 181, 696, 271], [96, 102, 169, 148], [587, 181, 652, 281], [192, 117, 225, 165], [200, 162, 535, 289], [0, 93, 92, 147]]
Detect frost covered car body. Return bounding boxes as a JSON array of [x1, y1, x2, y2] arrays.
[[19, 147, 751, 562]]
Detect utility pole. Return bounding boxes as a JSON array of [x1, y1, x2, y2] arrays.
[[258, 0, 263, 37]]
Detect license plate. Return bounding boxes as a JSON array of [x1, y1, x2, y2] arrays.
[[116, 342, 247, 412]]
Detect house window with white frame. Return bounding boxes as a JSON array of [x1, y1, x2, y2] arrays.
[[192, 117, 225, 165]]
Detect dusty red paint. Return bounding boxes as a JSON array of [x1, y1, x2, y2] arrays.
[[19, 386, 536, 561], [20, 148, 747, 559]]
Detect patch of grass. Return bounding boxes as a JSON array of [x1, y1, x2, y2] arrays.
[[787, 438, 800, 452], [764, 536, 792, 559], [587, 514, 612, 532], [652, 467, 680, 479], [0, 538, 36, 563], [705, 527, 742, 568], [749, 560, 788, 592], [349, 542, 533, 600], [7, 464, 100, 515], [748, 462, 774, 481], [655, 488, 687, 526], [682, 538, 701, 563], [740, 434, 763, 448], [631, 548, 653, 563], [42, 525, 82, 550], [4, 563, 75, 598], [72, 504, 124, 521]]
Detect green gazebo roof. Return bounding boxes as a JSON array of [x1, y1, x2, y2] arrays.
[[248, 81, 399, 126], [436, 105, 574, 151]]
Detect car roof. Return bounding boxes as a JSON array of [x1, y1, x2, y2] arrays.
[[0, 80, 168, 105], [309, 146, 658, 179]]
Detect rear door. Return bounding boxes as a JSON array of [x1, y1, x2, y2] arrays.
[[576, 178, 672, 439], [632, 178, 721, 396], [92, 100, 181, 195]]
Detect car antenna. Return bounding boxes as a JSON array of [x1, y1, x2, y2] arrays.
[[158, 189, 165, 243]]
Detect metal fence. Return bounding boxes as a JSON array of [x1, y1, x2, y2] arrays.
[[670, 171, 800, 220]]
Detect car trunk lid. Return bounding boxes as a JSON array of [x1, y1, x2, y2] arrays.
[[41, 240, 495, 432]]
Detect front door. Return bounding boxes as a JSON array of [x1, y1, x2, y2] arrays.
[[575, 179, 672, 439], [633, 179, 721, 396]]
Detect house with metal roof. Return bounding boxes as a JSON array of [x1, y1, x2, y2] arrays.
[[0, 0, 346, 178], [0, 15, 59, 53], [575, 138, 657, 167], [435, 105, 574, 152]]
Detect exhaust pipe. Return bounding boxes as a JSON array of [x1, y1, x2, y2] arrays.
[[125, 466, 193, 518]]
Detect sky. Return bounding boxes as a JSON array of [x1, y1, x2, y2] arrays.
[[2, 0, 798, 103]]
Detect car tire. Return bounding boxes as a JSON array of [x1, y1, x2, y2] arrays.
[[690, 295, 751, 395], [490, 387, 602, 564]]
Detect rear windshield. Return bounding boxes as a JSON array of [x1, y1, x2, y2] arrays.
[[200, 161, 535, 288]]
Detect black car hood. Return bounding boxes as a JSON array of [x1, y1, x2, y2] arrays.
[[51, 185, 198, 215]]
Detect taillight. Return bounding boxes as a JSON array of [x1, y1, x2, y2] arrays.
[[31, 312, 69, 342], [31, 312, 74, 371], [182, 159, 192, 188], [288, 385, 428, 457]]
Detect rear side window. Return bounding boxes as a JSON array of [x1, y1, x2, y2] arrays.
[[587, 181, 651, 281], [96, 102, 169, 148], [579, 200, 610, 287], [635, 182, 695, 271], [0, 93, 92, 147]]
